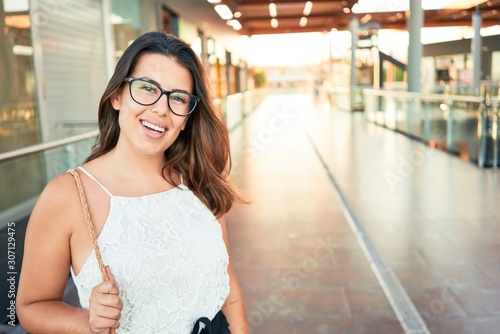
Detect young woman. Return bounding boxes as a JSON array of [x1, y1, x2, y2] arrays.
[[17, 32, 249, 334]]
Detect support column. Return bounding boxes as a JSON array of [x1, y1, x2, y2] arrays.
[[472, 7, 482, 95], [102, 0, 115, 80], [329, 37, 333, 78], [226, 50, 232, 95], [407, 0, 423, 93], [349, 15, 358, 111]]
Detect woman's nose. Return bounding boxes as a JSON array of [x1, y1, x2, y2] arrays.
[[152, 93, 170, 116]]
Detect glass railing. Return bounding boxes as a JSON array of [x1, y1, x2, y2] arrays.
[[363, 89, 499, 167], [327, 86, 351, 112], [0, 89, 268, 226], [216, 88, 268, 131], [0, 131, 99, 225], [328, 81, 500, 112], [0, 101, 41, 155], [328, 85, 365, 112]]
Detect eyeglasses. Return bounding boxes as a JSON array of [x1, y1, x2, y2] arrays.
[[124, 77, 199, 116]]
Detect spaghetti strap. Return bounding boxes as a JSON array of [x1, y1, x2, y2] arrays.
[[77, 166, 113, 197], [180, 174, 184, 185]]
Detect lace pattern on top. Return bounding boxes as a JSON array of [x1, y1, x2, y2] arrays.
[[70, 171, 230, 334]]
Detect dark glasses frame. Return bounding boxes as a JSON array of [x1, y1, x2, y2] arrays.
[[124, 77, 199, 116]]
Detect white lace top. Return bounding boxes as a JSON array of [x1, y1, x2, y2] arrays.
[[70, 167, 230, 333]]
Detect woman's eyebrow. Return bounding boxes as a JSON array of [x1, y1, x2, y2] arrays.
[[138, 76, 190, 93], [138, 76, 161, 87]]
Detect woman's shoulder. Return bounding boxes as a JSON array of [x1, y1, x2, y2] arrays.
[[43, 170, 80, 198], [20, 170, 84, 245], [31, 171, 81, 221]]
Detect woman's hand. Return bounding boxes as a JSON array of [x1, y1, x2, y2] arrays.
[[88, 267, 123, 334]]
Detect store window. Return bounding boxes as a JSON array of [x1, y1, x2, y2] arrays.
[[111, 0, 141, 61], [0, 0, 40, 154], [0, 0, 43, 214], [162, 7, 178, 36]]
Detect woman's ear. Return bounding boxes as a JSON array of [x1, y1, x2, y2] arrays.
[[110, 90, 122, 110]]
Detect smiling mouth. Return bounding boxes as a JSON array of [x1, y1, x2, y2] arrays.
[[141, 120, 166, 133]]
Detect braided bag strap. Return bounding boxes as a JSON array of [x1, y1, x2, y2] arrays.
[[68, 169, 109, 281], [67, 169, 116, 334]]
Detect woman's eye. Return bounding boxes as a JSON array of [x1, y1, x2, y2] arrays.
[[140, 83, 157, 93], [170, 92, 188, 104]]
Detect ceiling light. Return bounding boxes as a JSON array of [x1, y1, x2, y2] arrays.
[[227, 19, 242, 30], [3, 0, 29, 12], [269, 3, 277, 17], [4, 15, 31, 29], [271, 18, 278, 28], [13, 45, 33, 56], [214, 5, 233, 20], [234, 11, 242, 18], [207, 0, 221, 3], [303, 1, 313, 16], [343, 7, 351, 14], [360, 14, 372, 24], [483, 9, 498, 18], [299, 17, 308, 27]]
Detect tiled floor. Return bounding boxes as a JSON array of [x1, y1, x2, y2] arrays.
[[226, 93, 500, 334]]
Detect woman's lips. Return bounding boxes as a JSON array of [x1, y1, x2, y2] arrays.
[[141, 120, 166, 133]]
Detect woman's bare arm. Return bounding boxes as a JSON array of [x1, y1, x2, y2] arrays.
[[16, 173, 121, 334], [218, 216, 249, 334]]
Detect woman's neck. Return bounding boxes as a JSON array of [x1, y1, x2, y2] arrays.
[[106, 145, 166, 178]]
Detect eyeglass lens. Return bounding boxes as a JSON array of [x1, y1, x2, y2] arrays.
[[129, 79, 195, 115]]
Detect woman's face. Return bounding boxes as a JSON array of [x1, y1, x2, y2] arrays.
[[111, 53, 193, 160]]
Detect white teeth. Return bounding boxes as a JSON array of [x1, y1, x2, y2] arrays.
[[141, 121, 166, 133]]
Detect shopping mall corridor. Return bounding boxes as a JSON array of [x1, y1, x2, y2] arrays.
[[2, 91, 499, 334], [226, 92, 500, 334]]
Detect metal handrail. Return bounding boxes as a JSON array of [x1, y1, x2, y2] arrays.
[[363, 88, 486, 103], [0, 89, 268, 164], [0, 130, 98, 163]]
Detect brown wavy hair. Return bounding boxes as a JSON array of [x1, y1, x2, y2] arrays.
[[86, 32, 246, 216]]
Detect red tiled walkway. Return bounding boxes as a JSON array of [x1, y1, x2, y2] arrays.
[[226, 92, 500, 334], [227, 94, 403, 333]]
